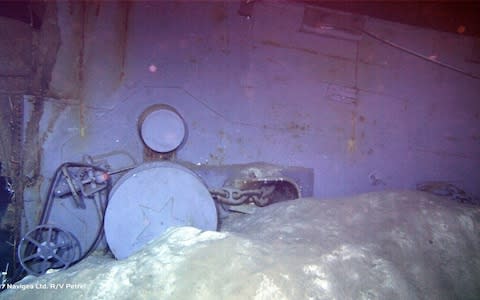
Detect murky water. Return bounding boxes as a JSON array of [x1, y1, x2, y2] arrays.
[[0, 173, 14, 283]]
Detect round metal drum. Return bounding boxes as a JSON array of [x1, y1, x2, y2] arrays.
[[139, 104, 187, 153], [104, 161, 217, 259]]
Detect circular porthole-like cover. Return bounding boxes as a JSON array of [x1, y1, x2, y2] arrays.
[[104, 161, 218, 259], [139, 104, 187, 153]]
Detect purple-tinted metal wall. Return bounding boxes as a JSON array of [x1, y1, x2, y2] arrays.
[[36, 0, 480, 208]]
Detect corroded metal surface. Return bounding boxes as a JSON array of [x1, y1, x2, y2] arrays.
[[104, 161, 217, 259]]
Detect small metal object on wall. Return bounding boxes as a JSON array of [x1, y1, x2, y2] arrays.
[[138, 104, 188, 160]]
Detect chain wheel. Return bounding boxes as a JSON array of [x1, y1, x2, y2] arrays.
[[17, 224, 82, 276]]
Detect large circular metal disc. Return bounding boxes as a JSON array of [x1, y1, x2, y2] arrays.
[[140, 105, 186, 153], [104, 161, 217, 259]]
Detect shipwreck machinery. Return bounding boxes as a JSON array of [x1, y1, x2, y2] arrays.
[[104, 161, 218, 259], [16, 104, 313, 277], [17, 162, 111, 276]]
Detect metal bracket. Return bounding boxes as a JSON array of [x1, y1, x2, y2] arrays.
[[60, 165, 85, 209]]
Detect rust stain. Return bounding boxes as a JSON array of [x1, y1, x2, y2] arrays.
[[445, 136, 458, 142], [218, 129, 225, 138], [358, 115, 366, 122], [414, 148, 480, 161], [108, 1, 131, 89], [78, 1, 87, 137], [348, 111, 357, 153], [273, 75, 289, 83], [358, 58, 388, 68], [262, 40, 317, 55], [78, 2, 86, 85], [347, 138, 356, 153], [286, 122, 310, 131], [261, 40, 353, 62], [208, 148, 225, 165], [24, 98, 44, 187], [68, 1, 74, 15], [217, 129, 232, 143], [119, 1, 131, 83], [40, 103, 67, 144], [94, 0, 101, 16], [212, 2, 227, 23]]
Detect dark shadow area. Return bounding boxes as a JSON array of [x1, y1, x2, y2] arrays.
[[0, 0, 45, 29], [0, 162, 13, 285], [302, 1, 480, 37]]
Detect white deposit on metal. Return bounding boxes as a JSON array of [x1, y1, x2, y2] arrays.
[[104, 161, 218, 259], [1, 191, 479, 300]]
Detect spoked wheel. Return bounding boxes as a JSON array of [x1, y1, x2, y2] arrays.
[[17, 224, 82, 276]]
